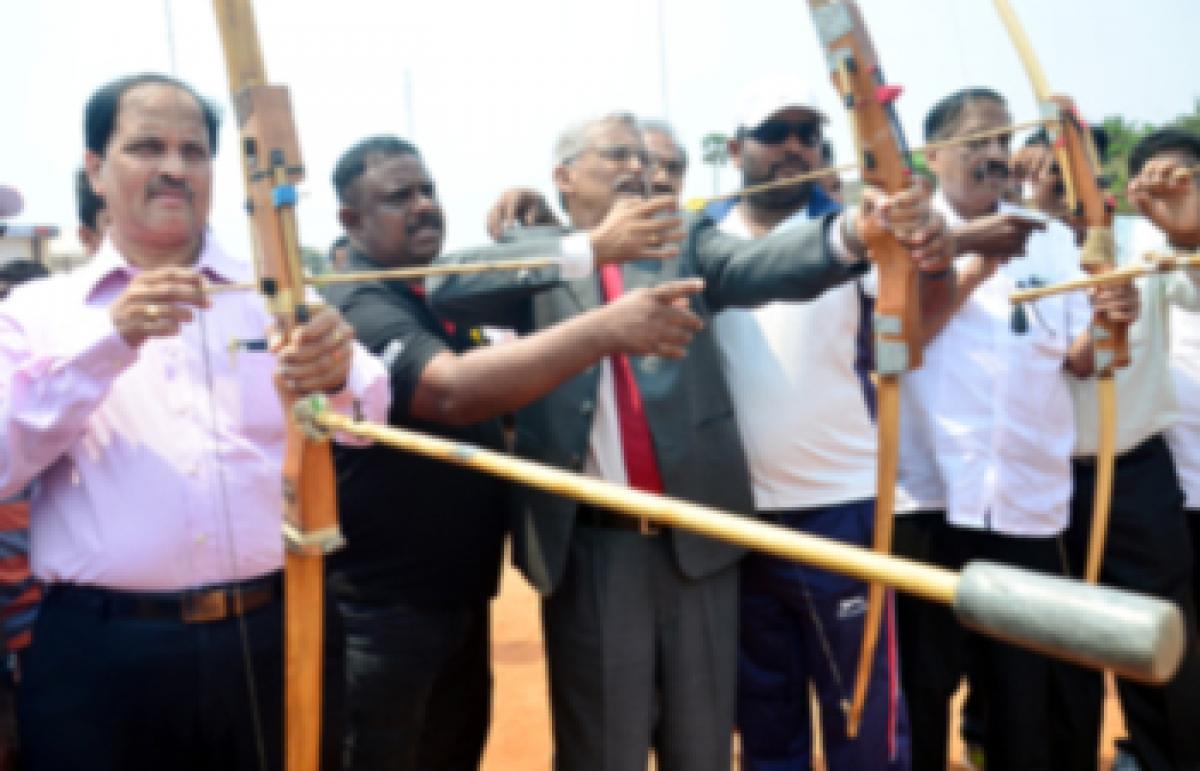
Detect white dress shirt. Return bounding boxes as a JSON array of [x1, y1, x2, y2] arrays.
[[897, 197, 1091, 536]]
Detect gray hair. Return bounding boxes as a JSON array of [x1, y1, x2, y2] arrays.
[[552, 111, 639, 166], [638, 118, 688, 168]]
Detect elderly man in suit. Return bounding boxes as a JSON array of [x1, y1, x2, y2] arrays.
[[430, 111, 952, 771]]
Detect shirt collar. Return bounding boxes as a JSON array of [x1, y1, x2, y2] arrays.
[[80, 230, 253, 301]]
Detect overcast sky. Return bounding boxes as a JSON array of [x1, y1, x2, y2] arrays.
[[3, 0, 1197, 256]]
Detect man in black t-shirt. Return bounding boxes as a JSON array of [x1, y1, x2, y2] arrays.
[[324, 135, 705, 771]]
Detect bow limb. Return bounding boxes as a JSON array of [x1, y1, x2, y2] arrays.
[[806, 0, 920, 738], [212, 3, 343, 770], [993, 0, 1124, 585]]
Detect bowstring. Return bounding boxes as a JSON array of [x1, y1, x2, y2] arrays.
[[197, 302, 270, 771]]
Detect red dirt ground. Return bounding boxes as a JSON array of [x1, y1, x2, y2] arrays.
[[481, 561, 1122, 771]]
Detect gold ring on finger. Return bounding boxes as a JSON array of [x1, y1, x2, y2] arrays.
[[146, 304, 163, 321]]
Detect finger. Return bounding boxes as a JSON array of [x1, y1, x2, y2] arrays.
[[637, 195, 679, 217], [1005, 212, 1049, 232], [279, 327, 352, 370], [293, 307, 341, 344], [277, 354, 349, 389], [650, 278, 706, 303], [139, 316, 183, 339], [127, 278, 209, 309], [662, 306, 705, 332], [656, 343, 689, 360], [633, 215, 684, 236], [638, 246, 681, 261]]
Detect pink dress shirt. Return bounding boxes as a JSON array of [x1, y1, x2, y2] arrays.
[[0, 236, 389, 591]]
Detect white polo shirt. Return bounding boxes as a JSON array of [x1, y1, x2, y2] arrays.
[[1071, 216, 1200, 457], [896, 196, 1091, 536], [711, 207, 878, 511]]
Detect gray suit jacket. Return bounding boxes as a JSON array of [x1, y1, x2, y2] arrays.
[[428, 212, 868, 595]]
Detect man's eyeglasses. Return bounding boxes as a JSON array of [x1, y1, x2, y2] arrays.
[[744, 120, 822, 148], [652, 155, 687, 177], [589, 145, 651, 167]]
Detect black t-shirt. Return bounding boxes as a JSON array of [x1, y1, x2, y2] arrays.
[[323, 252, 508, 609]]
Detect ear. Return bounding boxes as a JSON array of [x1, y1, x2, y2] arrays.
[[924, 147, 942, 175], [727, 137, 744, 170], [84, 150, 105, 197], [78, 225, 97, 254], [338, 206, 360, 234], [552, 163, 574, 204]]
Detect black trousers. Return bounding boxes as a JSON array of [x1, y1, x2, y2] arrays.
[[1190, 509, 1200, 632], [339, 598, 491, 771], [894, 512, 1069, 771], [19, 580, 345, 771], [1054, 435, 1200, 771]]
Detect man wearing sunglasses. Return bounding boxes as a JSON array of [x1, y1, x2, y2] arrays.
[[703, 79, 910, 770], [428, 109, 952, 771]]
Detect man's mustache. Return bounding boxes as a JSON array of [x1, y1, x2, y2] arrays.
[[613, 176, 647, 195], [147, 179, 193, 199], [769, 154, 811, 180], [406, 212, 444, 234], [972, 160, 1011, 183]]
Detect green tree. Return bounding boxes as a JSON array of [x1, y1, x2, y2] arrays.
[[300, 246, 330, 276], [1099, 100, 1200, 212], [701, 132, 729, 195]]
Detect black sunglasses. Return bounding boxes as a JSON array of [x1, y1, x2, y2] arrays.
[[744, 120, 822, 148]]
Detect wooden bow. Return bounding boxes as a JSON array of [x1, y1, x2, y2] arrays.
[[212, 2, 343, 769], [993, 0, 1125, 584], [805, 0, 921, 738]]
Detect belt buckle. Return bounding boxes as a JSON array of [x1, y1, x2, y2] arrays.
[[638, 518, 660, 536], [181, 590, 228, 623]]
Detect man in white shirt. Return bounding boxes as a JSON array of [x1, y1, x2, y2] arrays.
[[892, 87, 1136, 771], [706, 80, 908, 770], [1051, 128, 1200, 771]]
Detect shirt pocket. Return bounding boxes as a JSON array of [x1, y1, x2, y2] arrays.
[[1022, 294, 1073, 361], [227, 351, 286, 441]]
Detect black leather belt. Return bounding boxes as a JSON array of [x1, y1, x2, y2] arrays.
[[576, 505, 660, 535], [48, 573, 282, 624]]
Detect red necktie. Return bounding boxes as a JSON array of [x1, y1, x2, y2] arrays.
[[599, 264, 664, 494]]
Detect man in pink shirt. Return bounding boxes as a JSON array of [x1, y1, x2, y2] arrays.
[[0, 73, 388, 771]]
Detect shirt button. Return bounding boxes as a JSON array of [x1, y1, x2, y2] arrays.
[[579, 400, 594, 416], [195, 533, 208, 545]]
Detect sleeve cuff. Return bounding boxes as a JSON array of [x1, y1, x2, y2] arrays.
[[558, 232, 595, 280], [827, 213, 863, 268], [326, 341, 391, 427]]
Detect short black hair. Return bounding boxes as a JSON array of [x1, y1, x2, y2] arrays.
[[923, 87, 1007, 142], [1025, 125, 1110, 162], [0, 260, 49, 286], [1129, 128, 1200, 178], [84, 73, 221, 156], [332, 135, 421, 205], [75, 168, 105, 230]]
